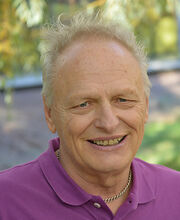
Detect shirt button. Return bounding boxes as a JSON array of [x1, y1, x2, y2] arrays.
[[93, 202, 101, 208]]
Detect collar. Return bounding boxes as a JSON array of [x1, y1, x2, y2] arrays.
[[38, 137, 92, 206], [131, 158, 156, 204], [38, 138, 156, 206]]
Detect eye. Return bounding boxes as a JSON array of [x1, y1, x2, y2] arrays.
[[118, 98, 127, 102], [79, 101, 89, 108]]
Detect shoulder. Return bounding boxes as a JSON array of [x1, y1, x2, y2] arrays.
[[134, 158, 180, 186], [133, 158, 180, 217], [0, 159, 39, 190], [134, 158, 180, 207], [0, 159, 43, 212]]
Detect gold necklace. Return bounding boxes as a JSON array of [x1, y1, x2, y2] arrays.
[[103, 170, 132, 203], [57, 149, 132, 203]]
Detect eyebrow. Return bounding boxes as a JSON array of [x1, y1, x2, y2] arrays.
[[67, 93, 98, 103], [67, 87, 139, 102], [117, 87, 139, 97]]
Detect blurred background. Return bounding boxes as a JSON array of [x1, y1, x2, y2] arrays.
[[0, 0, 180, 171]]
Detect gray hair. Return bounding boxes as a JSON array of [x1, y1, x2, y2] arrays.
[[41, 12, 151, 107]]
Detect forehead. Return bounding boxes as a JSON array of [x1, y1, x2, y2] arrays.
[[56, 37, 140, 72], [53, 37, 143, 98]]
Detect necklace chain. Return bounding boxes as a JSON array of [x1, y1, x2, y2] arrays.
[[57, 149, 132, 203], [103, 170, 132, 203]]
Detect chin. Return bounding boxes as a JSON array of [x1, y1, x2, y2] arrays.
[[87, 157, 128, 174]]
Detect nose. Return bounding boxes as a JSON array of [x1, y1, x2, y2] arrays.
[[94, 103, 119, 133]]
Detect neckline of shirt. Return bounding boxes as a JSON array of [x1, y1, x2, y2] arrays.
[[38, 137, 156, 206]]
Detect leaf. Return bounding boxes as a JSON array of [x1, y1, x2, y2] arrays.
[[13, 0, 46, 27]]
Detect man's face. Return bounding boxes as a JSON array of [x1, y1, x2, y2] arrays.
[[45, 37, 149, 175]]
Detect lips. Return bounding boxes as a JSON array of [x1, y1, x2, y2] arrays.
[[87, 135, 127, 146]]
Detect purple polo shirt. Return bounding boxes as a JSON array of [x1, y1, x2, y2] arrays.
[[0, 138, 180, 219]]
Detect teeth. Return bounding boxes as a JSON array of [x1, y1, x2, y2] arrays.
[[92, 137, 124, 146], [104, 140, 108, 145], [109, 140, 114, 145]]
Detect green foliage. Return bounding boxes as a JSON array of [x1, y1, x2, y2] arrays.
[[13, 0, 46, 27], [137, 118, 180, 171], [155, 16, 177, 55], [0, 0, 46, 82], [0, 0, 90, 82], [102, 0, 177, 58], [51, 3, 81, 17]]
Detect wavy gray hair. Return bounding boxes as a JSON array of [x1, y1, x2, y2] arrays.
[[41, 12, 151, 107]]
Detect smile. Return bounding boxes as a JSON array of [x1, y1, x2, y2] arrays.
[[88, 136, 127, 146]]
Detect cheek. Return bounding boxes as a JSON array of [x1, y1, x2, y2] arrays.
[[120, 105, 147, 133], [61, 114, 94, 139]]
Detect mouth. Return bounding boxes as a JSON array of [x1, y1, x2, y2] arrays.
[[87, 135, 127, 146]]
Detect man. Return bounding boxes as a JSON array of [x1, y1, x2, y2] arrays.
[[0, 12, 180, 220]]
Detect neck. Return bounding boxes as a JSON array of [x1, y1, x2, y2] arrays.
[[56, 149, 132, 201]]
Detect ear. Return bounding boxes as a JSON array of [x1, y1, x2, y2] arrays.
[[42, 96, 56, 133], [144, 97, 149, 123]]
